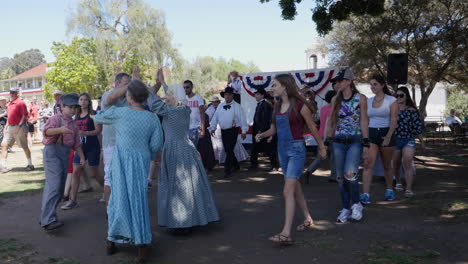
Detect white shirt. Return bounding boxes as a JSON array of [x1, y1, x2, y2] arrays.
[[367, 95, 396, 128], [186, 94, 204, 129], [205, 104, 217, 121], [445, 116, 462, 125], [209, 101, 248, 134], [229, 79, 242, 94]]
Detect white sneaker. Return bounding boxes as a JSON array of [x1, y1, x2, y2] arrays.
[[395, 183, 404, 191], [336, 208, 351, 223], [351, 203, 363, 221]]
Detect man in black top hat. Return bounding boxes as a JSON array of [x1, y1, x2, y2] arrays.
[[249, 88, 278, 170], [209, 87, 248, 177]]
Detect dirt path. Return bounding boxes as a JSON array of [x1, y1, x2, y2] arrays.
[[0, 145, 467, 264]]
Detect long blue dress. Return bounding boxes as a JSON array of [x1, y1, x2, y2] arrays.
[[94, 106, 163, 245], [150, 97, 220, 228]]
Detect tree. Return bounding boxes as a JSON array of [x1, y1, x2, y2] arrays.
[[445, 86, 468, 118], [178, 57, 260, 98], [67, 0, 182, 86], [260, 0, 385, 35], [323, 0, 467, 119], [44, 38, 105, 98], [10, 49, 46, 74]]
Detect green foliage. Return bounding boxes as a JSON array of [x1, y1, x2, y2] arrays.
[[260, 0, 385, 35], [10, 49, 46, 74], [44, 38, 105, 99], [0, 49, 46, 80], [67, 0, 183, 86], [445, 86, 468, 118], [323, 0, 467, 118], [175, 57, 260, 99]]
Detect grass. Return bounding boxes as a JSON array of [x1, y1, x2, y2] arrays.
[[365, 244, 440, 264], [0, 148, 45, 198], [0, 238, 81, 264]]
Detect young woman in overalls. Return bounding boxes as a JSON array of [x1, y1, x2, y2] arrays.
[[326, 68, 369, 223], [256, 74, 326, 244]]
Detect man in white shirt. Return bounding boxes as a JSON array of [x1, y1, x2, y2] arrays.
[[445, 109, 463, 133], [228, 71, 242, 104], [184, 80, 206, 147], [210, 87, 248, 177]]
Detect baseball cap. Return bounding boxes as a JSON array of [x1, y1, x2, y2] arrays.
[[331, 68, 355, 82], [9, 87, 19, 93]]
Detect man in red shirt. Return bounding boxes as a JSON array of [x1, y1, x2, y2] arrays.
[[1, 87, 34, 173]]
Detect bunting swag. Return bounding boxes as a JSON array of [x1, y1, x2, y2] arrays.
[[239, 67, 339, 125]]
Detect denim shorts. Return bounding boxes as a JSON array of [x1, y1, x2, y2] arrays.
[[73, 149, 101, 167], [333, 137, 362, 181], [369, 127, 397, 147], [278, 140, 306, 179], [396, 138, 415, 151]]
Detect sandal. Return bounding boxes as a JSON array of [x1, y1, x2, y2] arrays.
[[296, 220, 314, 231], [269, 234, 294, 245]]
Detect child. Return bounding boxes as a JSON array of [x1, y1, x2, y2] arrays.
[[39, 93, 85, 231]]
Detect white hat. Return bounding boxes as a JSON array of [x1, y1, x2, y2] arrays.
[[53, 90, 64, 95], [209, 96, 221, 102]]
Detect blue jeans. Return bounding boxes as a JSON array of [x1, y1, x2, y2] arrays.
[[188, 128, 200, 147], [278, 140, 306, 178], [333, 139, 362, 209]]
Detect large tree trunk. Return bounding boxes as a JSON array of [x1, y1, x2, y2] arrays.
[[418, 82, 437, 121]]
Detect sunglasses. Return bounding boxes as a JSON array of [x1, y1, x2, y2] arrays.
[[396, 94, 405, 98]]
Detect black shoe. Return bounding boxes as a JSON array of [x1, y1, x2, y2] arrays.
[[248, 165, 258, 171], [269, 166, 278, 172], [224, 172, 232, 178], [233, 166, 240, 172], [25, 165, 35, 171], [106, 240, 117, 255], [43, 221, 64, 231]]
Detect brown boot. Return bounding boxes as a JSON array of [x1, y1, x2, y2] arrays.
[[137, 244, 151, 263]]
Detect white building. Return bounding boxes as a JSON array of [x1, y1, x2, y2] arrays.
[[0, 63, 49, 102]]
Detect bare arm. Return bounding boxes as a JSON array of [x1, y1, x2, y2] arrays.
[[327, 97, 337, 138], [105, 84, 128, 105], [360, 94, 369, 139], [257, 123, 276, 139], [199, 105, 206, 137], [383, 101, 398, 144]]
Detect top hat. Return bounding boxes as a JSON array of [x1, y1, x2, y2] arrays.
[[220, 87, 235, 98]]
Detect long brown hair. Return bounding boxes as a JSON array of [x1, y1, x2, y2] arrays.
[[77, 92, 94, 117], [272, 74, 317, 126], [328, 81, 360, 130]]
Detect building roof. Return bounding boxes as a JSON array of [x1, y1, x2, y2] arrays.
[[11, 63, 48, 80]]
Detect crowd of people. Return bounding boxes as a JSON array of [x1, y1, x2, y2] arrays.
[[0, 67, 431, 261]]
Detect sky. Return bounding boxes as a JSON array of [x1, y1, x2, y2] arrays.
[[0, 0, 323, 72]]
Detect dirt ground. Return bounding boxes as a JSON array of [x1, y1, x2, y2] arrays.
[[0, 143, 467, 264]]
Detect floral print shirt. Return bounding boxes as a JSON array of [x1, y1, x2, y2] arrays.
[[335, 93, 362, 137], [396, 109, 422, 139]]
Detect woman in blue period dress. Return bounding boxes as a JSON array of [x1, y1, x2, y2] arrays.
[[94, 80, 163, 262], [255, 74, 327, 245], [326, 68, 369, 223], [151, 71, 219, 232]]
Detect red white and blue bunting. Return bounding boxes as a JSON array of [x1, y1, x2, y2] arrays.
[[239, 67, 339, 125]]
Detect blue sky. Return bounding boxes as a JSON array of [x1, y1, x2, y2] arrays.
[[0, 0, 321, 72]]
